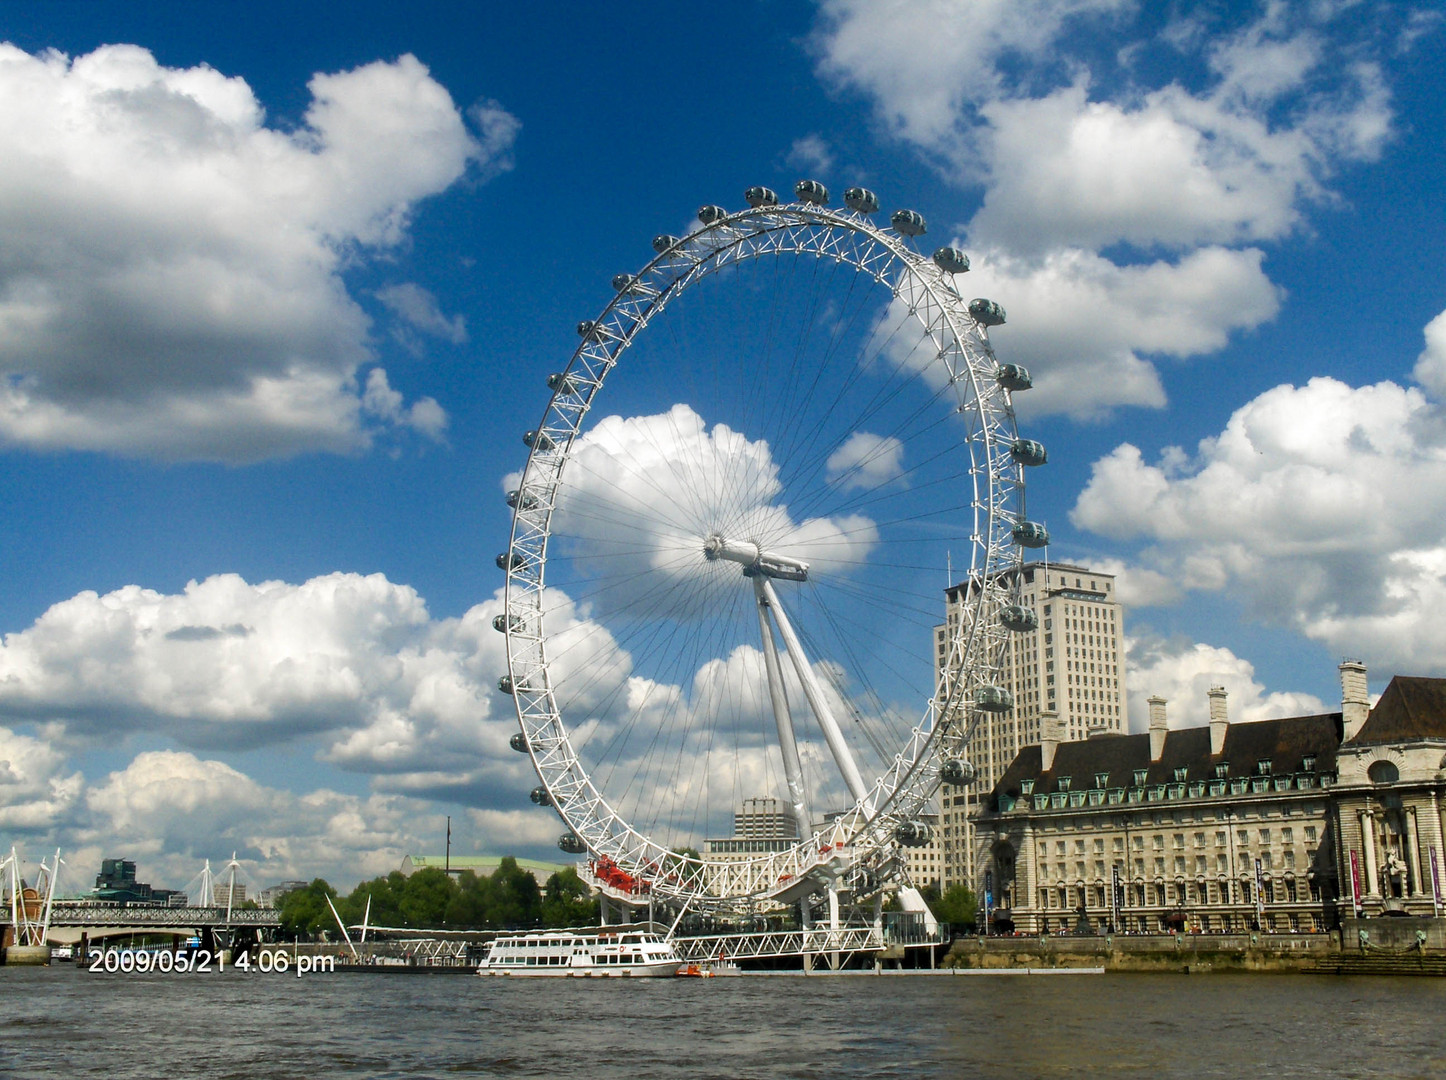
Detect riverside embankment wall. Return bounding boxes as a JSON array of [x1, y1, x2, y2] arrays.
[[945, 917, 1446, 974]]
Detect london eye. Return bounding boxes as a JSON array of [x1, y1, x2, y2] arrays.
[[496, 181, 1045, 921]]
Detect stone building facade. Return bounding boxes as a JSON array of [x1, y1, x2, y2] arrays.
[[1330, 667, 1446, 915], [972, 664, 1446, 934]]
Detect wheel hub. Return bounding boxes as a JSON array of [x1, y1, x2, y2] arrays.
[[702, 532, 809, 581]]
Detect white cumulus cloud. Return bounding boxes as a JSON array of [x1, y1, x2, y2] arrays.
[[1126, 635, 1327, 733], [0, 44, 514, 461], [0, 724, 83, 831], [1073, 372, 1446, 674], [0, 572, 550, 803], [811, 2, 1399, 417], [826, 431, 906, 490], [74, 750, 441, 889], [961, 245, 1280, 418], [545, 405, 881, 617], [813, 0, 1132, 154]]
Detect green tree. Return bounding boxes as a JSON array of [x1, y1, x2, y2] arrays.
[[444, 870, 494, 928], [540, 867, 598, 928], [398, 866, 455, 928], [278, 878, 339, 940], [933, 883, 977, 930], [489, 857, 542, 928], [340, 871, 407, 930]]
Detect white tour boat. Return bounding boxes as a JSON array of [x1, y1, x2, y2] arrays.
[[476, 928, 681, 977]]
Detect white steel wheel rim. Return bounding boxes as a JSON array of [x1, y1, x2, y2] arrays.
[[501, 197, 1029, 908]]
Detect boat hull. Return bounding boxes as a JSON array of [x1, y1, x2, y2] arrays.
[[478, 959, 680, 978], [476, 928, 682, 978]]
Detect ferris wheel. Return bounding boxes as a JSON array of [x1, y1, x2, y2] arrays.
[[496, 181, 1046, 914]]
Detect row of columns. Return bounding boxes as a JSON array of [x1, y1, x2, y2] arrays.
[[1355, 803, 1435, 899]]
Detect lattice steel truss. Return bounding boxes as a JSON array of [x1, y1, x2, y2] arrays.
[[4, 903, 282, 928], [499, 194, 1037, 914]]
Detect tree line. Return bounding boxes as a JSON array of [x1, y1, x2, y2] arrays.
[[276, 858, 598, 938], [276, 858, 977, 939]]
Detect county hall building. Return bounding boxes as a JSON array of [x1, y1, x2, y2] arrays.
[[971, 662, 1446, 934]]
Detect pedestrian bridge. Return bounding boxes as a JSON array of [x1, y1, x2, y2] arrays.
[[1, 902, 280, 930]]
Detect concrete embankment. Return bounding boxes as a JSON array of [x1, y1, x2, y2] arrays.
[[945, 917, 1446, 975]]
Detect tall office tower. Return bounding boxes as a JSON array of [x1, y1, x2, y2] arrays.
[[934, 561, 1128, 890], [735, 797, 799, 840]]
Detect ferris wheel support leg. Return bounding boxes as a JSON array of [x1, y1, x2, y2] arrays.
[[753, 575, 813, 839], [758, 577, 870, 808], [826, 875, 842, 971], [898, 885, 940, 935]]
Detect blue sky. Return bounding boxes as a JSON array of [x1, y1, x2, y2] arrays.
[[0, 0, 1442, 890]]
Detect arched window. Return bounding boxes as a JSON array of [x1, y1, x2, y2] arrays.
[[1368, 760, 1400, 785]]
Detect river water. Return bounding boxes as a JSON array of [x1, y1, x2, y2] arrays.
[[2, 965, 1443, 1079]]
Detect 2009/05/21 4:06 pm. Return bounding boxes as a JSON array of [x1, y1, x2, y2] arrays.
[[88, 949, 336, 976]]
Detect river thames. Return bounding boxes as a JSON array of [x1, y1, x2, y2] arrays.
[[2, 966, 1443, 1078]]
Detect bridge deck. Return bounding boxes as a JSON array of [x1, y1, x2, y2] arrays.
[[1, 904, 281, 928]]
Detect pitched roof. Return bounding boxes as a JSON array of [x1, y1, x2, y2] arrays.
[[988, 713, 1343, 808], [1349, 676, 1446, 744]]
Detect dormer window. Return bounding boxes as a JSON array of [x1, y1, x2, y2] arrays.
[[1257, 760, 1272, 776], [1057, 776, 1072, 792], [1301, 756, 1316, 772], [1173, 767, 1189, 782], [1095, 772, 1110, 789], [1133, 769, 1148, 786], [1214, 762, 1229, 779], [1021, 779, 1035, 795]]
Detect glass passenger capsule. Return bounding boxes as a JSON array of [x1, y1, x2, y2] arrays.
[[498, 675, 515, 695], [843, 187, 879, 213], [530, 786, 552, 807], [558, 833, 587, 855], [1010, 438, 1047, 467], [894, 819, 934, 847], [940, 759, 978, 786], [1011, 521, 1050, 549], [495, 552, 524, 571], [697, 204, 729, 225], [1001, 604, 1039, 633], [976, 685, 1015, 712], [506, 489, 539, 511], [744, 185, 778, 208], [547, 372, 579, 395], [492, 613, 522, 633], [523, 430, 556, 452], [794, 179, 829, 205], [996, 364, 1033, 392], [932, 246, 970, 273], [652, 234, 681, 254], [969, 298, 1006, 326], [890, 209, 926, 236], [509, 732, 529, 753]]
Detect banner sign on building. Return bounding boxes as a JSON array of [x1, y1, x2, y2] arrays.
[[984, 868, 994, 926], [1349, 850, 1363, 916], [1111, 864, 1122, 928], [1431, 847, 1442, 918], [1253, 858, 1266, 923]]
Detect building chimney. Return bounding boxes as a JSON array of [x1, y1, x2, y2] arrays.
[[1208, 685, 1229, 756], [1040, 710, 1065, 772], [1340, 660, 1369, 741], [1148, 696, 1168, 763]]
